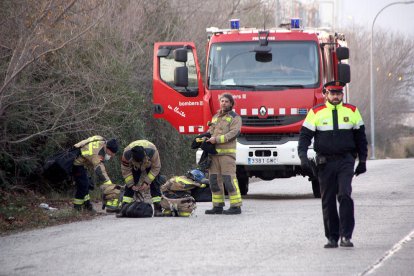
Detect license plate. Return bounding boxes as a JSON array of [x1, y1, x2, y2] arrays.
[[248, 157, 278, 164]]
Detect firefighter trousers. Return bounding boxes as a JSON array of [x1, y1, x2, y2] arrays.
[[209, 155, 242, 207], [318, 153, 355, 241], [73, 165, 91, 206]]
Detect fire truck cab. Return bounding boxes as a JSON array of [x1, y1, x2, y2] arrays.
[[152, 19, 350, 197]]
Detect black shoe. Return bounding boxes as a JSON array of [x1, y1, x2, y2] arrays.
[[324, 238, 338, 248], [153, 203, 164, 217], [223, 206, 241, 215], [73, 204, 83, 211], [340, 237, 354, 247], [205, 206, 223, 215], [83, 200, 96, 212]]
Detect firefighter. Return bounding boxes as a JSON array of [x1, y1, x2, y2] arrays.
[[120, 140, 164, 217], [298, 80, 368, 248], [204, 93, 243, 215], [72, 135, 119, 212]]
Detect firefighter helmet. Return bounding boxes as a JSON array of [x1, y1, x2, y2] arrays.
[[188, 169, 205, 182]]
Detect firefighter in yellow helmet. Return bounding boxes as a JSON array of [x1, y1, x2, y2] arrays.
[[72, 135, 119, 212], [120, 140, 164, 217], [205, 93, 243, 215]]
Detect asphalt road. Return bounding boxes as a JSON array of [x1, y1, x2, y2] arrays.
[[0, 158, 413, 276]]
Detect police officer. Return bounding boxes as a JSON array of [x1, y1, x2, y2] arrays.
[[298, 81, 368, 248], [120, 140, 164, 217], [72, 135, 119, 212], [205, 93, 243, 215]]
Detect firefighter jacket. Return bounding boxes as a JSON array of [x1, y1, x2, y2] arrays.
[[298, 101, 368, 161], [121, 140, 161, 187], [161, 176, 206, 193], [208, 110, 242, 157], [73, 135, 113, 185]]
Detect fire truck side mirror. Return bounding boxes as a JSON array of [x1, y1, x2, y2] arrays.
[[337, 63, 351, 83], [255, 52, 272, 63], [336, 47, 349, 61], [157, 48, 171, 57], [174, 48, 188, 63], [174, 66, 188, 87]]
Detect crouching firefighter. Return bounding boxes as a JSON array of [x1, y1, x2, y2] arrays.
[[120, 140, 164, 217], [72, 135, 119, 212], [160, 169, 208, 217]]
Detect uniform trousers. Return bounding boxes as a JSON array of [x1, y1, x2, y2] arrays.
[[317, 153, 355, 241], [123, 168, 161, 204]]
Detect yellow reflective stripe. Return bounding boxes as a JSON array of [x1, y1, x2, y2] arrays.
[[216, 148, 236, 153], [152, 196, 161, 203], [106, 199, 119, 207], [125, 175, 133, 183], [122, 196, 133, 203], [129, 140, 151, 148], [230, 195, 242, 204], [219, 135, 225, 143], [200, 184, 207, 188], [212, 194, 225, 203], [148, 172, 156, 182], [175, 176, 192, 184], [225, 117, 232, 122], [73, 198, 84, 205], [102, 180, 113, 185], [84, 194, 90, 201], [178, 212, 191, 217], [163, 210, 172, 215], [81, 143, 93, 156]]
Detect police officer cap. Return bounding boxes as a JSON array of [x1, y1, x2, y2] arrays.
[[324, 80, 345, 93], [131, 146, 145, 162], [106, 139, 119, 153]]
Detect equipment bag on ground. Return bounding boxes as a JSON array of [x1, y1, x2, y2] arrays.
[[43, 147, 81, 182], [117, 201, 153, 218]]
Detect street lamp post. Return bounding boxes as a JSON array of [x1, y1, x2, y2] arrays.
[[370, 1, 414, 160]]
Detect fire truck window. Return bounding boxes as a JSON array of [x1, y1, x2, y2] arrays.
[[159, 48, 198, 93]]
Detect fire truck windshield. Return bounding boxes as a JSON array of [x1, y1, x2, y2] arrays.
[[208, 41, 319, 90]]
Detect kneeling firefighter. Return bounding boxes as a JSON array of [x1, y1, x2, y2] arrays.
[[160, 169, 207, 217], [121, 140, 164, 217]]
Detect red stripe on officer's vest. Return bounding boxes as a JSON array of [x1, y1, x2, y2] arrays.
[[343, 103, 357, 112]]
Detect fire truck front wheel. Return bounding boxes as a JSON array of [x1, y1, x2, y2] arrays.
[[236, 166, 249, 195]]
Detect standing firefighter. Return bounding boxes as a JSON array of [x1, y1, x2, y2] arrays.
[[298, 81, 368, 248], [205, 93, 243, 215], [72, 135, 119, 212], [121, 140, 164, 217]]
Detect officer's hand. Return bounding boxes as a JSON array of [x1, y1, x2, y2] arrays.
[[354, 161, 367, 176], [300, 157, 313, 176]]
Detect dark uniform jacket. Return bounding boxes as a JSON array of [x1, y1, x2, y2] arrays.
[[298, 101, 368, 161]]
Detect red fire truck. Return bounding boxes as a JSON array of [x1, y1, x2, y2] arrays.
[[152, 19, 350, 197]]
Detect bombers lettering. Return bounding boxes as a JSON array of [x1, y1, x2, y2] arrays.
[[179, 101, 203, 106]]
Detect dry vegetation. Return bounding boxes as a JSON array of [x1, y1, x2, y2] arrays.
[[0, 0, 413, 234]]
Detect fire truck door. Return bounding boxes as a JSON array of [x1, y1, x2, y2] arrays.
[[153, 42, 205, 134]]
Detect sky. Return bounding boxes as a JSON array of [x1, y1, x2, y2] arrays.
[[312, 0, 414, 38], [340, 0, 414, 37]]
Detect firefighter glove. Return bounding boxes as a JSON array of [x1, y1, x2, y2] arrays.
[[101, 184, 120, 200], [300, 157, 313, 177], [354, 161, 366, 176]]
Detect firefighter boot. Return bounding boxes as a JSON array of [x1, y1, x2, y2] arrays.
[[83, 200, 96, 213], [223, 206, 241, 215], [153, 202, 164, 217], [73, 204, 83, 211], [205, 206, 223, 215]]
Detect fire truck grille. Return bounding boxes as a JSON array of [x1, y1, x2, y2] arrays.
[[241, 115, 305, 127], [241, 134, 291, 141]]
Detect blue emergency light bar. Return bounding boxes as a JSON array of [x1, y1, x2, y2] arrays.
[[291, 18, 302, 29], [230, 19, 240, 30]]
